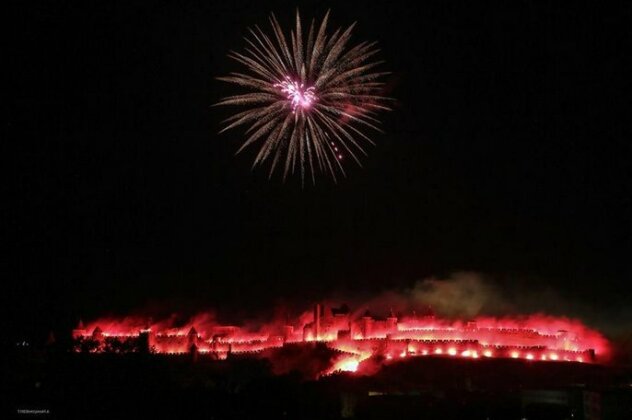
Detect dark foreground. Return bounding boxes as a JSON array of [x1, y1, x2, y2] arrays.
[[4, 347, 631, 420]]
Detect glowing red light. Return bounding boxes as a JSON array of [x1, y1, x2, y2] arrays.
[[72, 302, 609, 377], [335, 358, 359, 372]]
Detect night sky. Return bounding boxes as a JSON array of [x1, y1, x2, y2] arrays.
[[6, 1, 631, 340]]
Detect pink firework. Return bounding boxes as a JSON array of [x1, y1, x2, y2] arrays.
[[216, 10, 392, 183], [275, 77, 316, 112]]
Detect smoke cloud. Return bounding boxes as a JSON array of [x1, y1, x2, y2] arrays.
[[345, 271, 630, 339]]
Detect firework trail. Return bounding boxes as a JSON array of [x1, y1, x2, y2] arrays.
[[216, 10, 392, 183]]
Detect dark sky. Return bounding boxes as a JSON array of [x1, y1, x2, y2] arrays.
[[6, 1, 631, 339]]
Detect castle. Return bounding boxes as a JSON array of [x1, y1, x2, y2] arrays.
[[72, 303, 601, 366]]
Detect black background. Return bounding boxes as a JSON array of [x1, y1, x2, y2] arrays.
[[5, 1, 631, 341]]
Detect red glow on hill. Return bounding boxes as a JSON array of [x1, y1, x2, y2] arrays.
[[73, 303, 610, 376]]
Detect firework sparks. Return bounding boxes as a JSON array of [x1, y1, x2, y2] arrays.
[[274, 77, 316, 112], [216, 10, 392, 183]]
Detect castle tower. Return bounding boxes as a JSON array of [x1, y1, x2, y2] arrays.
[[587, 348, 596, 362], [314, 303, 321, 340], [386, 309, 398, 333], [303, 324, 314, 341], [282, 325, 294, 342], [361, 310, 373, 339], [187, 327, 199, 347], [72, 319, 87, 339], [92, 326, 104, 341], [187, 327, 199, 360], [556, 329, 575, 350], [139, 327, 154, 353]]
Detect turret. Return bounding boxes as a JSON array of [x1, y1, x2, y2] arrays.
[[92, 326, 104, 341], [466, 320, 478, 330], [282, 325, 294, 342], [187, 327, 199, 346], [303, 324, 314, 341], [139, 327, 154, 353], [72, 319, 87, 339], [556, 329, 576, 351], [313, 303, 321, 340], [587, 348, 596, 362], [361, 310, 373, 339], [386, 309, 398, 333]]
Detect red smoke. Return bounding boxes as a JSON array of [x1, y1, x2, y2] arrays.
[[73, 302, 610, 377]]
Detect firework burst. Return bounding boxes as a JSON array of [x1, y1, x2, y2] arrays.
[[216, 10, 392, 183]]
